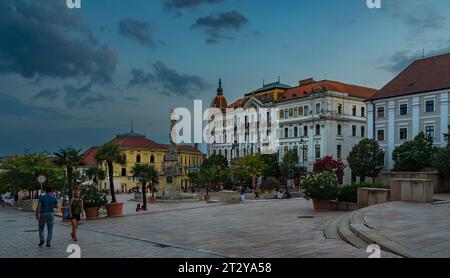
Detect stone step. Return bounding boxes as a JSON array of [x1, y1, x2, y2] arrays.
[[323, 214, 345, 240], [349, 223, 432, 258], [337, 213, 367, 249]]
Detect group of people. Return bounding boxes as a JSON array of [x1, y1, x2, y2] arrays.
[[35, 187, 84, 247], [274, 189, 293, 199]]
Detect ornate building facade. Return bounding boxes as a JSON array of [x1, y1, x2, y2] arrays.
[[207, 78, 376, 185]]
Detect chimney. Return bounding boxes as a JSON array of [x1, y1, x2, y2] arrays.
[[299, 78, 315, 86]]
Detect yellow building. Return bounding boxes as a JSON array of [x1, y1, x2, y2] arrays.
[[82, 128, 205, 193]]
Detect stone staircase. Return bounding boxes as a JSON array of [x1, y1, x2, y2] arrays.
[[323, 204, 432, 258]]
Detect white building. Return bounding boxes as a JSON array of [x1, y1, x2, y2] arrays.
[[366, 52, 450, 170], [208, 78, 377, 185]]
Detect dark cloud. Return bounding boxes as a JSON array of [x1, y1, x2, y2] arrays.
[[63, 83, 113, 108], [383, 1, 447, 36], [164, 0, 226, 16], [0, 94, 71, 120], [32, 89, 59, 101], [119, 19, 162, 49], [192, 10, 248, 43], [378, 44, 450, 73], [127, 63, 210, 97], [128, 68, 155, 88], [0, 0, 118, 83]]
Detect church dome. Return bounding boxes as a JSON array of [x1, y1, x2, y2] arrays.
[[210, 79, 228, 110]]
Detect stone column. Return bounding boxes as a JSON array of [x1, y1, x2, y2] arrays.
[[412, 96, 420, 137], [367, 103, 374, 139], [440, 92, 449, 147], [388, 100, 396, 169]]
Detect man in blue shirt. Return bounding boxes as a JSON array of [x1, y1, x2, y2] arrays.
[[35, 187, 58, 247]]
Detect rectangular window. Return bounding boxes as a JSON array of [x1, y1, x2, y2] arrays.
[[315, 103, 321, 115], [303, 146, 308, 162], [304, 105, 309, 116], [303, 126, 308, 137], [425, 125, 435, 139], [352, 125, 357, 137], [337, 145, 342, 160], [352, 106, 357, 116], [377, 129, 385, 141], [337, 124, 342, 136], [298, 106, 304, 116], [294, 107, 298, 117], [377, 107, 385, 118], [425, 100, 435, 113], [337, 104, 343, 115], [400, 103, 408, 115], [121, 168, 127, 177], [279, 110, 284, 119], [315, 145, 321, 159], [289, 108, 294, 118], [399, 127, 408, 140], [284, 109, 289, 118], [315, 124, 321, 136], [284, 128, 289, 138], [361, 107, 366, 117], [294, 127, 298, 137], [361, 126, 365, 138]]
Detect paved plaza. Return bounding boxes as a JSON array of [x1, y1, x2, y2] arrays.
[[1, 197, 448, 258]]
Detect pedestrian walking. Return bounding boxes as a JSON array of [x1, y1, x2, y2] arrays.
[[69, 190, 85, 242], [35, 187, 58, 247]]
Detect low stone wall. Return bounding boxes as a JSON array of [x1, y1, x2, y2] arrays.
[[391, 178, 434, 203], [357, 188, 390, 208], [22, 199, 39, 212], [329, 201, 359, 211], [376, 171, 446, 193]]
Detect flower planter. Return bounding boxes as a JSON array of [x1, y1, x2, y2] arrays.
[[149, 196, 157, 204], [85, 207, 100, 220], [106, 202, 123, 217], [312, 199, 329, 210]]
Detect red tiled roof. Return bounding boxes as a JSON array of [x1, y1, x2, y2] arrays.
[[277, 80, 377, 103], [368, 52, 450, 101], [109, 136, 166, 150], [160, 144, 204, 154], [82, 147, 98, 167]]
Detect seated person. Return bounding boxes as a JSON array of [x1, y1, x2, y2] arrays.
[[239, 193, 245, 202]]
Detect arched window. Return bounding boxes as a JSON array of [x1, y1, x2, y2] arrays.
[[150, 155, 155, 163], [136, 154, 141, 163]]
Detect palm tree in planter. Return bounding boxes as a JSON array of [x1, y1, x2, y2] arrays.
[[132, 164, 159, 210], [95, 143, 125, 217], [54, 147, 83, 217]]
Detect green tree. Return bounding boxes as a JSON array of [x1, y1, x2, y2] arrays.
[[0, 153, 64, 196], [261, 154, 280, 178], [432, 134, 450, 181], [280, 150, 303, 185], [132, 164, 159, 210], [392, 132, 436, 171], [347, 139, 385, 183], [54, 147, 83, 199], [187, 171, 205, 192], [94, 143, 124, 203], [231, 155, 267, 188], [85, 167, 106, 186], [199, 154, 228, 195]]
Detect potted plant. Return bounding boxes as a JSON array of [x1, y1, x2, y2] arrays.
[[302, 172, 339, 210], [80, 184, 107, 220]]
